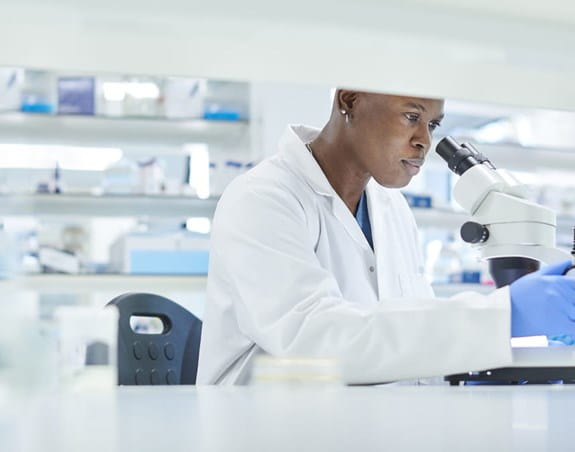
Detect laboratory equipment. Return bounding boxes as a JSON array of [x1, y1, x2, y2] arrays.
[[249, 355, 342, 386], [55, 305, 118, 391], [110, 230, 209, 275], [436, 136, 575, 384], [436, 136, 570, 287]]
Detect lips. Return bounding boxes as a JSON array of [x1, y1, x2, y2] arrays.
[[401, 158, 424, 176]]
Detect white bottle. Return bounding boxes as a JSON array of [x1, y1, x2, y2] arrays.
[[208, 162, 220, 197]]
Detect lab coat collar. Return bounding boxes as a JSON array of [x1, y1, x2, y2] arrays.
[[279, 124, 338, 198], [279, 125, 387, 253]]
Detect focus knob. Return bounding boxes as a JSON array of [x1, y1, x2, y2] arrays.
[[460, 221, 489, 244]]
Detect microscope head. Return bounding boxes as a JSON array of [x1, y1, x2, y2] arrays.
[[435, 136, 569, 287]]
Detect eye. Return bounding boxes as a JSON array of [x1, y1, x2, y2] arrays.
[[429, 121, 442, 132], [404, 113, 420, 122]]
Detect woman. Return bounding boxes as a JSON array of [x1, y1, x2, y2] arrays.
[[197, 90, 575, 385]]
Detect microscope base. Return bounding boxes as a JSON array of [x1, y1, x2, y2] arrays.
[[446, 367, 575, 385]]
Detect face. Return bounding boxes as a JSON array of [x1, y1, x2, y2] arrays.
[[341, 92, 445, 188]]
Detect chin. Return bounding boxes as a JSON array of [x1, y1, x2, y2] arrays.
[[373, 175, 411, 189]]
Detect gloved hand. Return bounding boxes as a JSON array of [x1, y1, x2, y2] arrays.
[[548, 334, 575, 346], [510, 259, 575, 337]]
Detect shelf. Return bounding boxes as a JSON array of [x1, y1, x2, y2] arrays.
[[3, 274, 491, 298], [5, 275, 493, 298], [4, 274, 208, 294], [0, 112, 250, 150], [0, 193, 218, 218]]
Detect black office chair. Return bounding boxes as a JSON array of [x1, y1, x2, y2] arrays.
[[108, 293, 202, 385]]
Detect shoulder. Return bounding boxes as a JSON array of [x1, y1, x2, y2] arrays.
[[214, 155, 314, 225]]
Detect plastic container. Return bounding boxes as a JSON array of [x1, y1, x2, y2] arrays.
[[249, 355, 342, 386], [20, 70, 55, 114], [102, 157, 138, 194], [136, 157, 165, 195], [57, 76, 95, 115], [0, 68, 23, 111], [54, 305, 118, 392], [163, 77, 205, 119], [208, 162, 220, 197]]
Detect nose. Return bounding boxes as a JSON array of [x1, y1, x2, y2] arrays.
[[412, 123, 432, 153]]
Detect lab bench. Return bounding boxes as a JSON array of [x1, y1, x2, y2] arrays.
[[6, 384, 575, 452]]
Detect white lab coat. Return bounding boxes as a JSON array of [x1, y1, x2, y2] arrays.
[[197, 125, 512, 385]]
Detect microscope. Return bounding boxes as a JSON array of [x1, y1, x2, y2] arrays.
[[435, 136, 575, 384], [436, 136, 572, 287]]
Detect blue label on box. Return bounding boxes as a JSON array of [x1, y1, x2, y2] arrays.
[[57, 77, 95, 115], [129, 250, 209, 275], [403, 193, 432, 208]]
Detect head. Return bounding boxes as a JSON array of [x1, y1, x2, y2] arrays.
[[331, 90, 444, 188]]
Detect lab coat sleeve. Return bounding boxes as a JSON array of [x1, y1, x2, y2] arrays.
[[211, 179, 512, 384]]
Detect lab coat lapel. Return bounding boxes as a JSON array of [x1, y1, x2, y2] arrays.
[[366, 180, 402, 299], [280, 125, 375, 253], [330, 194, 374, 253]]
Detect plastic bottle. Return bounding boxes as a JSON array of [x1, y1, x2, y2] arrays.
[[136, 157, 165, 195], [51, 163, 62, 194], [208, 162, 219, 197], [432, 237, 463, 284]]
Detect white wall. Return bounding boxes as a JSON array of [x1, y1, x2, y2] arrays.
[[251, 82, 332, 157]]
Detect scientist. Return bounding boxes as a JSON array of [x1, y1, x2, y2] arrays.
[[197, 90, 575, 385]]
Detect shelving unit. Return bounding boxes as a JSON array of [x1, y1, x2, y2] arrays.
[[0, 104, 246, 307], [0, 272, 495, 301], [0, 274, 495, 301], [2, 274, 207, 294], [0, 193, 218, 218], [0, 112, 250, 150]]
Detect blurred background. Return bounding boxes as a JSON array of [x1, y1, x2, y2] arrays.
[[1, 0, 575, 320]]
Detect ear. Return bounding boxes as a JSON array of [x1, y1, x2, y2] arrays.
[[337, 90, 359, 113]]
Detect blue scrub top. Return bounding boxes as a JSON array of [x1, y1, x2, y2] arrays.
[[355, 191, 373, 251]]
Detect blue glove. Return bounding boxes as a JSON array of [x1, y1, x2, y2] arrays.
[[510, 259, 575, 338], [548, 334, 575, 346]]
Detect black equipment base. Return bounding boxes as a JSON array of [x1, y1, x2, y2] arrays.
[[446, 367, 575, 385]]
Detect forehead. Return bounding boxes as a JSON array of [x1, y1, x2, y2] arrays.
[[366, 93, 444, 117]]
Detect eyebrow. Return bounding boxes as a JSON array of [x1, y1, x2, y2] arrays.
[[404, 102, 444, 120], [404, 102, 426, 112]]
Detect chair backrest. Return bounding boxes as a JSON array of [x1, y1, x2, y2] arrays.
[[108, 293, 202, 385]]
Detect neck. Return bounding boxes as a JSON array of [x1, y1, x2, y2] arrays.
[[308, 123, 370, 214]]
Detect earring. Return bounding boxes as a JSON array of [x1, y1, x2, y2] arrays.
[[340, 109, 346, 115]]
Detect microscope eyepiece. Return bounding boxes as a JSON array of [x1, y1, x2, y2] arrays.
[[436, 136, 495, 175]]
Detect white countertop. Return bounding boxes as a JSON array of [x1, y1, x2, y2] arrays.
[[5, 384, 575, 452]]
